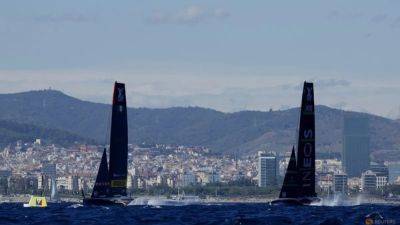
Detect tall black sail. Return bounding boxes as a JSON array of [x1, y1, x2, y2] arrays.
[[279, 146, 299, 198], [296, 81, 316, 197], [108, 82, 128, 196], [92, 148, 110, 198]]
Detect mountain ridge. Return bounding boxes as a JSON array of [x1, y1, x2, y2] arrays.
[[0, 89, 399, 160]]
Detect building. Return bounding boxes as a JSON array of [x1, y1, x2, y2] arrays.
[[376, 176, 388, 189], [368, 163, 388, 189], [55, 175, 79, 192], [34, 139, 41, 146], [166, 177, 177, 188], [8, 175, 24, 193], [25, 176, 38, 193], [180, 171, 196, 187], [8, 175, 30, 193], [342, 115, 370, 177], [0, 170, 11, 194], [41, 163, 57, 190], [131, 175, 140, 189], [369, 163, 389, 177], [42, 163, 56, 178], [388, 162, 400, 184], [78, 178, 89, 192], [333, 173, 348, 194], [318, 173, 333, 193], [208, 171, 220, 184], [258, 151, 277, 187], [348, 177, 361, 191], [127, 175, 133, 189], [199, 171, 220, 185], [71, 176, 79, 192], [361, 170, 377, 192], [57, 176, 73, 191]]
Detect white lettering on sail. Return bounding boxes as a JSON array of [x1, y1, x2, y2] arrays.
[[304, 143, 312, 157], [304, 157, 312, 167], [117, 88, 124, 102], [304, 129, 313, 139]]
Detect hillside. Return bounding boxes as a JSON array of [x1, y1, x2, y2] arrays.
[[0, 90, 399, 159], [0, 120, 94, 147]]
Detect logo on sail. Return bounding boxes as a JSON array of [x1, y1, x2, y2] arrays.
[[117, 88, 125, 102]]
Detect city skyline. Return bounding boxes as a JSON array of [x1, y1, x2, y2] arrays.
[[1, 1, 400, 222], [1, 1, 400, 117]]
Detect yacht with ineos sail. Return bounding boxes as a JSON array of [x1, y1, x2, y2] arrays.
[[271, 81, 321, 206], [83, 82, 132, 206]]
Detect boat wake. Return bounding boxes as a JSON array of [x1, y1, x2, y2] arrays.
[[315, 194, 365, 206], [67, 204, 83, 208], [128, 196, 202, 207], [128, 197, 149, 206]]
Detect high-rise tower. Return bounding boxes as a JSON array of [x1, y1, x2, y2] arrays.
[[342, 115, 370, 177]]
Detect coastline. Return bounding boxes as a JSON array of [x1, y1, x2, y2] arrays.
[[2, 194, 399, 205]]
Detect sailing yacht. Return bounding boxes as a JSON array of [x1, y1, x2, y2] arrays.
[[271, 82, 321, 206], [49, 176, 60, 203], [83, 82, 132, 206]]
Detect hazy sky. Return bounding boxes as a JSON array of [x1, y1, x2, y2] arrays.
[[0, 1, 399, 118]]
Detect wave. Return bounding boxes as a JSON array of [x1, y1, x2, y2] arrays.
[[316, 194, 369, 206], [128, 197, 150, 206], [128, 196, 202, 207], [67, 203, 83, 209]]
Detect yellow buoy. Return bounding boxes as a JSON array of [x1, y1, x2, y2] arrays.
[[23, 196, 47, 208]]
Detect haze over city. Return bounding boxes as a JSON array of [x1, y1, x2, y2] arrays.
[[1, 1, 400, 117]]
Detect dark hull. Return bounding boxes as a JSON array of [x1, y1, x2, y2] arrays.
[[270, 197, 321, 206], [270, 198, 303, 206], [83, 198, 130, 206]]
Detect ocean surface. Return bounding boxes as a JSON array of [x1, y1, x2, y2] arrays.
[[0, 203, 399, 225]]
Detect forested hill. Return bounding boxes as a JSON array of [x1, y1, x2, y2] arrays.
[[0, 119, 94, 147], [0, 90, 399, 159]]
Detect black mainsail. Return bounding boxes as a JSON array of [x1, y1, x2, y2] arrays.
[[84, 82, 130, 206], [108, 82, 128, 197], [279, 146, 299, 198], [91, 148, 111, 198], [296, 81, 316, 198], [273, 81, 318, 205]]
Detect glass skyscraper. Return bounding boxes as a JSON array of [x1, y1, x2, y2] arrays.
[[342, 115, 370, 177]]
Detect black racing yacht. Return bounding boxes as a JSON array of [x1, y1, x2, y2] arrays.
[[83, 82, 132, 206], [271, 81, 321, 206]]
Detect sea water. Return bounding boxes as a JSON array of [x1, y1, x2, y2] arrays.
[[0, 202, 399, 225]]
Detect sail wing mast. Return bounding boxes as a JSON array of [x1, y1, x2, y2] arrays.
[[108, 82, 129, 197], [296, 81, 316, 197]]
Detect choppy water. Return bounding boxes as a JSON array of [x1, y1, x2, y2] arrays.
[[0, 203, 399, 225]]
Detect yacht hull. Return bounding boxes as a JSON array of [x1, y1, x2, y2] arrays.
[[270, 197, 321, 206], [83, 197, 132, 206], [270, 198, 303, 206]]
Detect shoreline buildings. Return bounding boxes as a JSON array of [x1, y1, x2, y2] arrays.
[[333, 173, 348, 194]]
